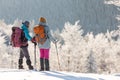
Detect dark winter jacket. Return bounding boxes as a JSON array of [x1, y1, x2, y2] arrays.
[[21, 24, 32, 47]]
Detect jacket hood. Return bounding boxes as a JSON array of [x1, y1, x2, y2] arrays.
[[21, 24, 28, 30]]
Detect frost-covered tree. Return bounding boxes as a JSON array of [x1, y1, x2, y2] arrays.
[[56, 21, 85, 72], [0, 19, 120, 74], [85, 50, 97, 73]]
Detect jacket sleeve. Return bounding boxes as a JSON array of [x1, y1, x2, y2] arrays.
[[24, 29, 32, 41], [46, 26, 55, 42]]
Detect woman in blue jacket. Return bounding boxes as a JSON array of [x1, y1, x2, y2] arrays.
[[18, 21, 35, 70]]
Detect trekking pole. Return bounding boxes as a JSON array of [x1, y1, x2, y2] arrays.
[[34, 43, 37, 70], [55, 43, 61, 71]]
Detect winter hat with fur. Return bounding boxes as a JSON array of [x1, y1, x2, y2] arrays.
[[39, 17, 46, 23]]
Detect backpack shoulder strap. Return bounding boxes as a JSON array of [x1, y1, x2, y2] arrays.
[[44, 25, 50, 39]]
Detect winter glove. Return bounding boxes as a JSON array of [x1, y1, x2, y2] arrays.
[[31, 37, 36, 42], [53, 39, 58, 44], [31, 37, 37, 46], [33, 42, 37, 46]]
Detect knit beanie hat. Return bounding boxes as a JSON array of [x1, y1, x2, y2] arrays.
[[39, 17, 46, 23], [22, 21, 29, 25]]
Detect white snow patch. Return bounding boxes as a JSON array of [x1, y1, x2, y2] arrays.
[[0, 69, 120, 80]]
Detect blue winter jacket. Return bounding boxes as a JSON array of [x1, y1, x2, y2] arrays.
[[21, 24, 32, 41]]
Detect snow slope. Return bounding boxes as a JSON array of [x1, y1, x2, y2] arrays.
[[0, 69, 120, 80]]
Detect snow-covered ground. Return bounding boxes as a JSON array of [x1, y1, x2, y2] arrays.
[[0, 68, 120, 80]]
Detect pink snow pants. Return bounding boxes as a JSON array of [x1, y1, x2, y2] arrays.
[[40, 49, 50, 59]]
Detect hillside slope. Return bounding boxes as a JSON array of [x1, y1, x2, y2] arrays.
[[0, 0, 119, 34]]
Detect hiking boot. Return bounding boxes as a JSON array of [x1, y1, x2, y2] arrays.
[[26, 59, 34, 70], [39, 68, 44, 71], [18, 59, 24, 69], [45, 59, 50, 71], [28, 65, 34, 70], [40, 58, 44, 71], [19, 65, 24, 69]]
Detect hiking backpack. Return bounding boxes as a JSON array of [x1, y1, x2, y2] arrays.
[[11, 27, 28, 47], [33, 25, 47, 45]]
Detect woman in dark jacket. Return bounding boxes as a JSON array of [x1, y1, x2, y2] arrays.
[[18, 21, 35, 70]]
